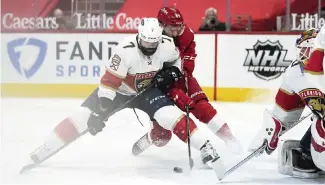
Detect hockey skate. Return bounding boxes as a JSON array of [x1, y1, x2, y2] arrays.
[[200, 140, 219, 164], [200, 140, 226, 180], [132, 133, 152, 156]]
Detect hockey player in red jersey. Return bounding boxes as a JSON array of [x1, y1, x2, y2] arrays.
[[132, 6, 242, 157]]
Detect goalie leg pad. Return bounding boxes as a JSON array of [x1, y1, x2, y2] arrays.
[[311, 117, 325, 171], [278, 140, 321, 178], [278, 140, 301, 176]]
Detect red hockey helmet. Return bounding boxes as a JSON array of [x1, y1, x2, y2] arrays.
[[158, 6, 184, 26], [157, 6, 184, 37]]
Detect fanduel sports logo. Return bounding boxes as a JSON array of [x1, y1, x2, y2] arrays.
[[7, 38, 47, 79], [243, 40, 292, 81]]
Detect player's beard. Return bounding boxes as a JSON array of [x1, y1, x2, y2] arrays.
[[139, 46, 157, 56]]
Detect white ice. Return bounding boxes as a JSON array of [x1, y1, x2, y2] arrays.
[[1, 98, 324, 185]]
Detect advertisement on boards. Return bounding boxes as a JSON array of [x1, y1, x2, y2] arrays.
[[1, 33, 129, 84], [1, 33, 215, 98], [2, 0, 324, 32], [216, 34, 299, 102]]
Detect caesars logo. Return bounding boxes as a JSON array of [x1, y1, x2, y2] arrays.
[[243, 40, 292, 81], [2, 13, 59, 29]]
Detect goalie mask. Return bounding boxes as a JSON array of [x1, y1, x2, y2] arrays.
[[137, 18, 163, 56], [296, 28, 318, 61]]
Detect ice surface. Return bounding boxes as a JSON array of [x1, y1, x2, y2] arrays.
[[1, 98, 324, 184]]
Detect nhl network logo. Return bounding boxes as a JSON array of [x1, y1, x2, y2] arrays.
[[243, 40, 292, 81], [7, 38, 47, 79]]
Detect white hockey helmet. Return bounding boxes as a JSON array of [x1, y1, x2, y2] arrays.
[[296, 28, 318, 61], [137, 18, 163, 56]]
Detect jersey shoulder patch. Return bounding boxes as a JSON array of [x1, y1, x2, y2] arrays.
[[118, 35, 137, 49]]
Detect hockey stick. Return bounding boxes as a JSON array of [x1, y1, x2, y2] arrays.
[[219, 112, 313, 181], [20, 79, 161, 174], [184, 74, 194, 170]]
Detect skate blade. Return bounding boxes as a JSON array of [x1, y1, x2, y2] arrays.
[[210, 157, 226, 181], [20, 164, 37, 174]]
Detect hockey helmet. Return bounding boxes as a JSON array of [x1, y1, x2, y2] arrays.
[[157, 6, 184, 37], [137, 18, 163, 56], [296, 28, 318, 61]]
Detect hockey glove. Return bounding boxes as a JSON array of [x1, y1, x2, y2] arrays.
[[183, 57, 195, 77], [153, 66, 182, 92], [168, 88, 194, 111], [87, 97, 114, 136]]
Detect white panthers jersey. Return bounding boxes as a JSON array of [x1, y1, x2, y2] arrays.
[[305, 25, 325, 91], [272, 60, 325, 171], [98, 34, 181, 100], [271, 60, 324, 125]]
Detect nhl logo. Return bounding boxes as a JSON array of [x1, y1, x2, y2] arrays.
[[243, 40, 292, 81]]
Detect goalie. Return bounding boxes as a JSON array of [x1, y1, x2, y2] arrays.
[[250, 28, 325, 178]]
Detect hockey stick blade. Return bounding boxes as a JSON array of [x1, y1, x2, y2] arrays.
[[219, 112, 313, 181], [219, 140, 267, 180]]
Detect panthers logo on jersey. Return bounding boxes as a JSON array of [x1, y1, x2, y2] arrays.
[[299, 88, 325, 118], [134, 71, 157, 92]]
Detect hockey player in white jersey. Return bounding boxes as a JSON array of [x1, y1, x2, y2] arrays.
[[249, 28, 325, 178], [24, 18, 226, 178]]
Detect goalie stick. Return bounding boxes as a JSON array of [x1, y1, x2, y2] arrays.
[[19, 79, 161, 174], [218, 111, 313, 181]]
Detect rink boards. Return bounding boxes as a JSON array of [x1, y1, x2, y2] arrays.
[[1, 32, 299, 102]]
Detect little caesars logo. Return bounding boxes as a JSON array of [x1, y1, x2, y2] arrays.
[[243, 40, 292, 81]]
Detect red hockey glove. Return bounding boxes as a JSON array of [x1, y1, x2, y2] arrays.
[[168, 88, 194, 111]]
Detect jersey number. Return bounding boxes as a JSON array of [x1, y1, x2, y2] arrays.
[[162, 37, 171, 43], [123, 42, 135, 48]]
